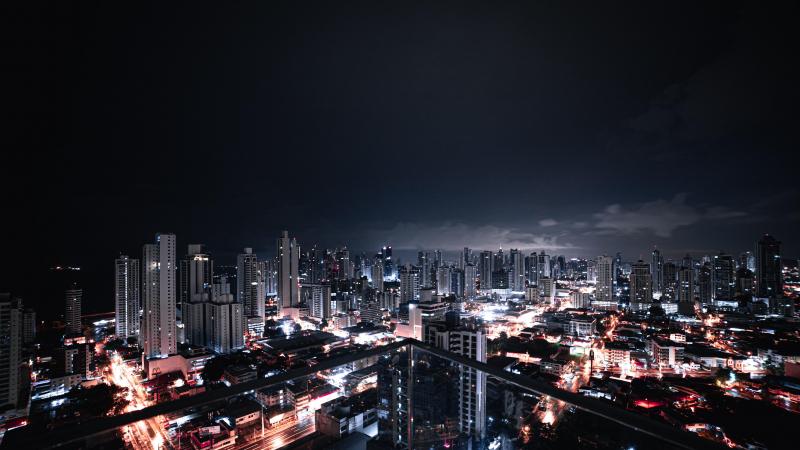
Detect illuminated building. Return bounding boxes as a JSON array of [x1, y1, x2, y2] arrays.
[[399, 264, 421, 304], [277, 230, 300, 310], [756, 234, 783, 305], [596, 255, 614, 303], [712, 253, 736, 301], [114, 255, 140, 340], [478, 251, 493, 292], [0, 294, 23, 408], [237, 247, 265, 329], [510, 249, 525, 291], [464, 263, 477, 299], [651, 248, 664, 296], [371, 260, 384, 292], [64, 284, 82, 335], [142, 233, 178, 358], [630, 260, 653, 308]]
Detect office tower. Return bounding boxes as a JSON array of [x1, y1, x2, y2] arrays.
[[677, 266, 695, 304], [115, 255, 140, 340], [596, 256, 614, 302], [478, 251, 493, 292], [181, 245, 212, 346], [630, 260, 653, 305], [0, 294, 23, 408], [462, 247, 472, 269], [205, 288, 244, 354], [436, 266, 452, 296], [651, 248, 664, 295], [712, 253, 735, 301], [308, 284, 332, 319], [510, 249, 524, 291], [756, 234, 782, 299], [698, 263, 713, 304], [277, 231, 300, 310], [371, 260, 384, 292], [65, 284, 82, 335], [237, 248, 265, 324], [399, 264, 421, 304], [464, 264, 477, 299], [142, 233, 177, 358]]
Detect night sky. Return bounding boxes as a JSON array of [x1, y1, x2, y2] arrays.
[[5, 1, 799, 314]]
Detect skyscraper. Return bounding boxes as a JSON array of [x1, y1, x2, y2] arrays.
[[525, 252, 539, 286], [64, 284, 82, 335], [371, 259, 384, 292], [204, 287, 244, 354], [478, 251, 493, 292], [712, 253, 735, 301], [595, 256, 614, 303], [237, 248, 265, 325], [277, 231, 300, 310], [464, 263, 477, 299], [651, 248, 664, 296], [756, 234, 782, 300], [630, 260, 653, 306], [115, 255, 140, 340], [0, 294, 23, 408], [142, 233, 177, 358], [399, 264, 421, 304], [510, 249, 524, 291]]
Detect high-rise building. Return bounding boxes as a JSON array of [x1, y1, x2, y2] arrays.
[[277, 231, 300, 310], [510, 249, 524, 291], [115, 255, 140, 340], [651, 248, 664, 296], [525, 252, 539, 286], [371, 260, 384, 292], [237, 248, 265, 325], [537, 252, 551, 280], [65, 284, 82, 335], [142, 233, 177, 358], [478, 251, 493, 292], [630, 260, 653, 305], [698, 263, 713, 304], [677, 266, 694, 304], [424, 321, 487, 439], [0, 294, 23, 408], [712, 253, 735, 301], [464, 264, 477, 299], [22, 308, 36, 345], [596, 256, 614, 303], [662, 261, 678, 301], [436, 266, 452, 296], [756, 234, 782, 300], [399, 264, 421, 304], [307, 283, 332, 320], [204, 289, 244, 354]]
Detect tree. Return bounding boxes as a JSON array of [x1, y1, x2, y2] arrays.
[[104, 338, 125, 352], [319, 318, 329, 330], [201, 355, 232, 383], [293, 323, 303, 334], [70, 383, 129, 417]]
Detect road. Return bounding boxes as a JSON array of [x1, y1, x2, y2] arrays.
[[108, 354, 173, 450], [235, 414, 315, 450]]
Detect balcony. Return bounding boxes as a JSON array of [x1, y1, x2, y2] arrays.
[[5, 339, 722, 449]]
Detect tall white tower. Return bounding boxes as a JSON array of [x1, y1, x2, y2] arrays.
[[115, 255, 140, 340], [142, 233, 177, 358]]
